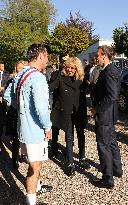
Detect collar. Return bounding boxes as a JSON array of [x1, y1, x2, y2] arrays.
[[103, 62, 112, 69]]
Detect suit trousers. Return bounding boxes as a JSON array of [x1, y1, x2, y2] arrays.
[[95, 122, 122, 180]]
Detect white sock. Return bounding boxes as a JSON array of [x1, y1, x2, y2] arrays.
[[26, 193, 36, 205], [36, 179, 42, 192]]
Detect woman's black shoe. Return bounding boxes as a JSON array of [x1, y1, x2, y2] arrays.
[[66, 163, 75, 176]]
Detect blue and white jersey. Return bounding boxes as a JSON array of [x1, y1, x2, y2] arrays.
[[4, 66, 52, 144]]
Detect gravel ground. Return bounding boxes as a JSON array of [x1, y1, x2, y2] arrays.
[[0, 107, 128, 205]]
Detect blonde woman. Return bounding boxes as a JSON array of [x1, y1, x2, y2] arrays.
[[49, 56, 90, 176]]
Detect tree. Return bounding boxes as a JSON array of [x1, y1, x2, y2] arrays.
[[0, 20, 37, 70], [47, 22, 89, 59], [66, 12, 99, 45], [0, 0, 56, 33], [46, 11, 99, 61], [113, 23, 128, 57], [0, 0, 56, 70]]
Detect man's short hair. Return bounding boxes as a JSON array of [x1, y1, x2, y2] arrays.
[[27, 44, 47, 62], [98, 45, 115, 61]]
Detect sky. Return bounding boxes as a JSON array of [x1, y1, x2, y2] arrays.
[[51, 0, 128, 40], [0, 0, 128, 40]]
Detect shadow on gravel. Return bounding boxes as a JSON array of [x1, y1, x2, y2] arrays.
[[49, 143, 101, 178], [74, 158, 100, 172], [116, 131, 128, 145], [118, 111, 128, 129], [49, 143, 69, 175], [74, 158, 106, 189], [0, 142, 26, 205]]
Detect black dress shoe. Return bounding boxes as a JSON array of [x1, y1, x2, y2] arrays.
[[79, 158, 91, 169], [66, 163, 75, 177], [104, 182, 114, 189], [92, 178, 114, 189]]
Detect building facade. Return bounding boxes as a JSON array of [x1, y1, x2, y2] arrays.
[[77, 39, 127, 68]]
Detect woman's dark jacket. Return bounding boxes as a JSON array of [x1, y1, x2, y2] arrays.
[[49, 74, 87, 131]]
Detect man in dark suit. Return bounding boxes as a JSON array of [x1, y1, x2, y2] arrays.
[[92, 45, 123, 189], [0, 63, 9, 151]]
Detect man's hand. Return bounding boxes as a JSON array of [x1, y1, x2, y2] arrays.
[[45, 129, 52, 141], [0, 87, 4, 92]]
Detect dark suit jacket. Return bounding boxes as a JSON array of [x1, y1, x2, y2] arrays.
[[0, 70, 10, 97], [0, 71, 9, 126], [49, 75, 87, 131], [92, 63, 121, 125]]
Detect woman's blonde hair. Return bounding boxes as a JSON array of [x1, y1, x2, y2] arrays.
[[61, 56, 84, 80]]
